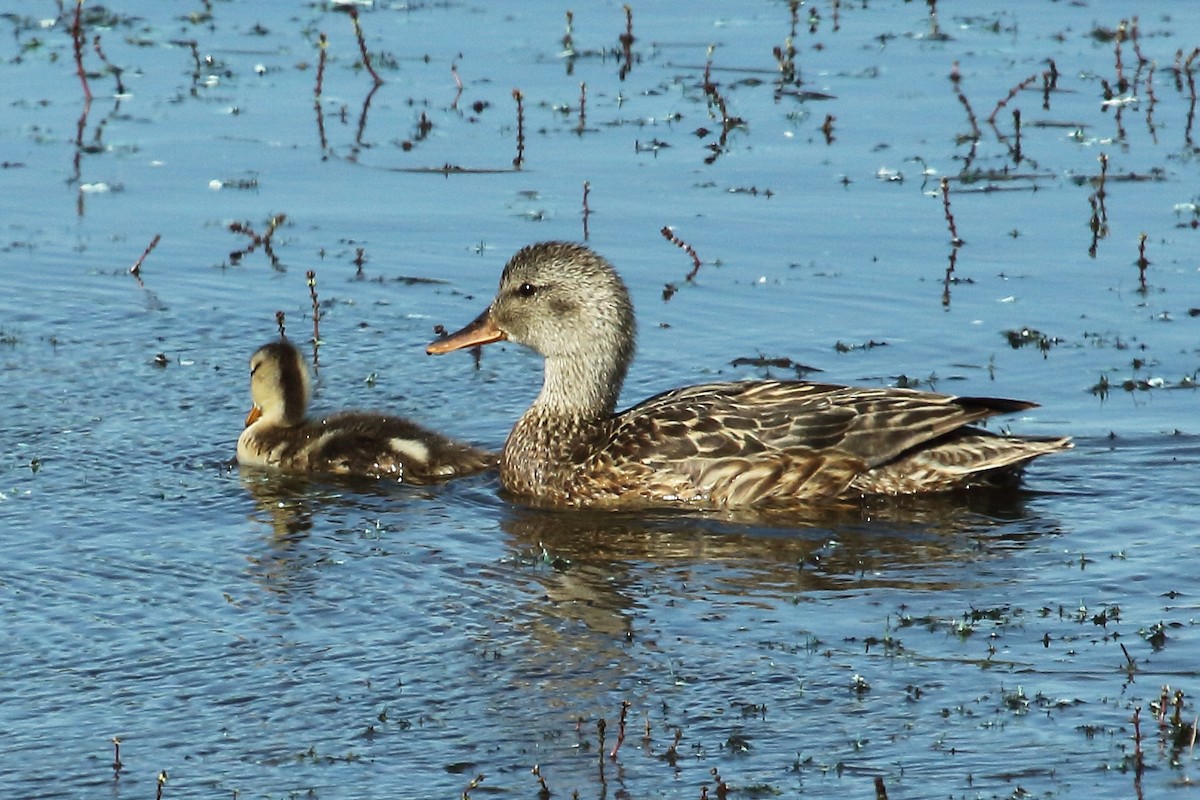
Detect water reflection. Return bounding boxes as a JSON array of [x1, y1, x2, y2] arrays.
[[497, 488, 1059, 636], [236, 466, 496, 597]]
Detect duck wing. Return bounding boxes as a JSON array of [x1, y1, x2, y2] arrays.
[[601, 381, 1048, 503]]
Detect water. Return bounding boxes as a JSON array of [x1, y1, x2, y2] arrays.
[[2, 2, 1199, 798]]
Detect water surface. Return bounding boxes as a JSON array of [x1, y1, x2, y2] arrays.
[[2, 2, 1199, 798]]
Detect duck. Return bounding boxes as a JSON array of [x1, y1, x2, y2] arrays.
[[237, 339, 494, 482], [426, 241, 1071, 510]]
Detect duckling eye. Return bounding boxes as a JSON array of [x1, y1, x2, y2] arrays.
[[516, 282, 538, 298]]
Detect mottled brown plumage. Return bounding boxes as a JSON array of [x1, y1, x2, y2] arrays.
[[427, 242, 1070, 509], [237, 340, 494, 482]]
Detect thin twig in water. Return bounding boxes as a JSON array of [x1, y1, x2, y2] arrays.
[[581, 181, 591, 241], [72, 0, 92, 103], [1135, 232, 1150, 291], [461, 773, 485, 800], [345, 7, 383, 85], [618, 4, 635, 80], [307, 269, 322, 371], [940, 177, 963, 246], [512, 88, 526, 168], [609, 700, 631, 760], [314, 33, 328, 153], [275, 311, 286, 339], [661, 226, 703, 280], [129, 233, 161, 283], [92, 35, 125, 94], [531, 765, 551, 800], [949, 61, 979, 167], [987, 72, 1039, 126], [577, 81, 587, 134]]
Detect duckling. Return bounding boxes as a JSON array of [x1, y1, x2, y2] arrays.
[[427, 241, 1070, 509], [238, 340, 493, 482]]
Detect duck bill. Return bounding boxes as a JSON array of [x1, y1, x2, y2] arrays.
[[427, 309, 506, 355], [244, 405, 263, 427]]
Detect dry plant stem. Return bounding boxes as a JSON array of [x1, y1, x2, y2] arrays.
[[596, 717, 607, 762], [772, 0, 799, 86], [660, 226, 703, 281], [1136, 232, 1150, 290], [949, 61, 980, 166], [307, 269, 322, 370], [347, 7, 383, 85], [618, 4, 635, 80], [451, 62, 462, 110], [92, 35, 125, 94], [155, 770, 167, 800], [874, 775, 889, 800], [275, 310, 286, 339], [314, 32, 328, 154], [577, 81, 587, 133], [664, 727, 682, 766], [987, 72, 1038, 126], [531, 764, 550, 798], [1132, 706, 1145, 776], [1129, 16, 1146, 65], [111, 737, 123, 774], [1145, 63, 1158, 141], [581, 181, 591, 241], [942, 244, 959, 307], [940, 177, 963, 246], [73, 0, 92, 103], [512, 89, 525, 168], [710, 767, 728, 800], [609, 700, 631, 760], [353, 82, 381, 149], [461, 773, 485, 800], [129, 233, 161, 281], [1183, 48, 1199, 147], [1012, 109, 1022, 163], [315, 32, 328, 99], [1114, 20, 1127, 93], [821, 114, 835, 144], [562, 10, 574, 55]]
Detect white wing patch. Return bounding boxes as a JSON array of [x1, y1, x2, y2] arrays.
[[389, 437, 431, 466]]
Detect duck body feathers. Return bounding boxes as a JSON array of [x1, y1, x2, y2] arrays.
[[238, 340, 493, 483], [239, 410, 494, 482], [500, 379, 1069, 509]]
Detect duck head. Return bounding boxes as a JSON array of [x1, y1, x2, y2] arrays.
[[245, 340, 311, 428], [427, 242, 636, 415]]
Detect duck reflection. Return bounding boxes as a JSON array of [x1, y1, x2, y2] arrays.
[[497, 487, 1058, 637], [236, 466, 488, 598]]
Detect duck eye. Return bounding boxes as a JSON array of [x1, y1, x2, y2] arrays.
[[517, 282, 538, 298]]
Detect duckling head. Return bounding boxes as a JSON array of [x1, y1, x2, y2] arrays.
[[245, 340, 311, 428]]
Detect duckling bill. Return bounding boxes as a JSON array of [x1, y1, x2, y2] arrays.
[[238, 340, 493, 482], [427, 241, 1071, 510]]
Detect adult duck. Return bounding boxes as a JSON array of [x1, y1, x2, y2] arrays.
[[238, 339, 493, 482], [427, 242, 1070, 509]]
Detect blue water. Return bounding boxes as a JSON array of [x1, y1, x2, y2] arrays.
[[2, 2, 1199, 798]]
